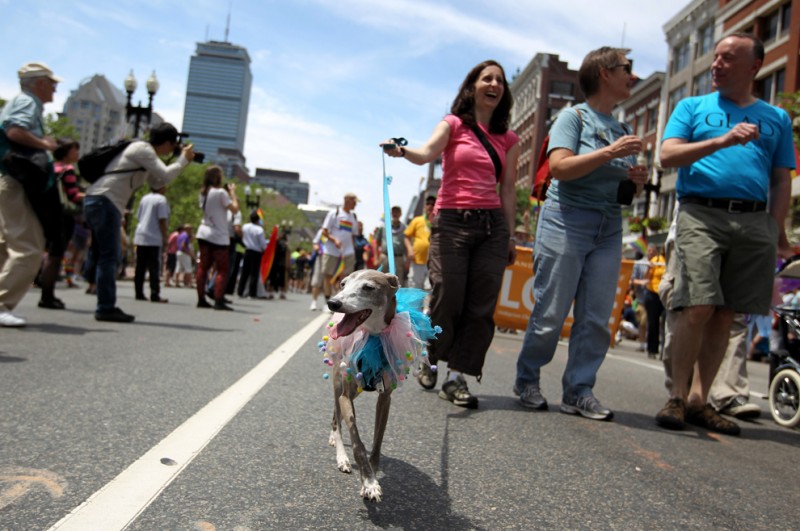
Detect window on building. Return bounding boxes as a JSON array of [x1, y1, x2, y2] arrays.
[[781, 2, 792, 33], [550, 80, 573, 97], [672, 40, 690, 74], [697, 23, 714, 58], [764, 10, 780, 43], [762, 2, 792, 43], [693, 69, 713, 96], [646, 106, 659, 133], [668, 85, 687, 115], [757, 68, 786, 104], [636, 116, 645, 137]]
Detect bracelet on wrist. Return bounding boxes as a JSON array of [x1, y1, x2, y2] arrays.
[[399, 147, 406, 157]]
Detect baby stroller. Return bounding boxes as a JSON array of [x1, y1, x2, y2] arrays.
[[768, 258, 800, 428]]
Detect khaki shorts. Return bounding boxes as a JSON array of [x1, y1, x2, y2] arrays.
[[321, 253, 355, 278], [670, 203, 777, 314]]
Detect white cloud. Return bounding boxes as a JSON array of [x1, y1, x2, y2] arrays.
[[243, 87, 424, 229], [0, 0, 690, 231]]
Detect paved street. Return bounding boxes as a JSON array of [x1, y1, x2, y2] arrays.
[[1, 281, 797, 530]]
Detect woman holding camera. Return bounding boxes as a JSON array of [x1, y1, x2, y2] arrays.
[[195, 165, 239, 310], [513, 46, 648, 420]]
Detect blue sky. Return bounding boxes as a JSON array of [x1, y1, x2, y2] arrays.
[[0, 0, 684, 230]]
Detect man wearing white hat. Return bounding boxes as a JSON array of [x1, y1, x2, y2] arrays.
[[0, 62, 61, 327]]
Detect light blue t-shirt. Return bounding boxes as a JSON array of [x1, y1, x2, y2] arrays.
[[0, 90, 45, 175], [663, 93, 796, 202], [546, 103, 635, 217]]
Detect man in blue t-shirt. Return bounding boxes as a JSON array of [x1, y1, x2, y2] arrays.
[[655, 33, 796, 436]]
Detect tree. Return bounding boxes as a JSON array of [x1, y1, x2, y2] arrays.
[[128, 165, 315, 253], [777, 90, 800, 146], [777, 91, 800, 232], [44, 113, 79, 140], [127, 159, 208, 244]]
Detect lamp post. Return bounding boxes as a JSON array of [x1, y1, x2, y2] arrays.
[[124, 70, 159, 138], [244, 185, 262, 211]]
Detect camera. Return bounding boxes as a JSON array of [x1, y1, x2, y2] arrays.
[[173, 132, 205, 163], [616, 179, 636, 205]]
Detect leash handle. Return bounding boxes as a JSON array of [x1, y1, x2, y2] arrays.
[[380, 137, 407, 276]]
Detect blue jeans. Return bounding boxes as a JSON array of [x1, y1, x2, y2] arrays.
[[515, 201, 622, 400], [83, 195, 121, 313]]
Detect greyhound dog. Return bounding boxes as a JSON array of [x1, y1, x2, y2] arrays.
[[322, 269, 438, 501]]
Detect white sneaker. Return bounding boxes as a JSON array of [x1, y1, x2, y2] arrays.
[[0, 311, 26, 327], [720, 396, 761, 419], [310, 300, 318, 311]]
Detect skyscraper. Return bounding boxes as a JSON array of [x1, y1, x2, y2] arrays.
[[181, 40, 252, 176]]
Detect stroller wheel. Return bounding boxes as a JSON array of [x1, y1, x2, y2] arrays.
[[769, 368, 800, 428]]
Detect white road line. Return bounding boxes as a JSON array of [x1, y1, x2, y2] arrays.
[[605, 352, 663, 371], [606, 352, 769, 400], [48, 312, 331, 531]]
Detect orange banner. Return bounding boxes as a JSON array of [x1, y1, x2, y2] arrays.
[[493, 247, 633, 346]]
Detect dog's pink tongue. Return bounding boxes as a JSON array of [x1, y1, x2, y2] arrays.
[[331, 313, 362, 339]]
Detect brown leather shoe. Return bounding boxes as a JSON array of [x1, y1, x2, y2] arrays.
[[686, 404, 741, 436], [655, 397, 686, 430]]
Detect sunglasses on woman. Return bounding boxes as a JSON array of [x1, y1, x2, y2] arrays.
[[610, 60, 633, 75]]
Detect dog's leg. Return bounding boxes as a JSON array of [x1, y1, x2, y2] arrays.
[[370, 385, 392, 474], [337, 384, 381, 502], [331, 376, 351, 473]]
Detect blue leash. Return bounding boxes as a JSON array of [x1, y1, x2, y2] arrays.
[[380, 137, 407, 276]]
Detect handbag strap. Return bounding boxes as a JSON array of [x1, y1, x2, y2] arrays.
[[470, 124, 503, 182]]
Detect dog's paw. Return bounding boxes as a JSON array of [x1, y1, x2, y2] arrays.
[[337, 457, 352, 474], [360, 478, 382, 502], [328, 431, 337, 447]]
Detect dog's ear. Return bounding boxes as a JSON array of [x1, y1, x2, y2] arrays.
[[386, 274, 399, 294]]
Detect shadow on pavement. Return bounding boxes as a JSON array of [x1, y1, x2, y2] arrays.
[[26, 323, 114, 335], [0, 353, 26, 363], [131, 321, 240, 333], [612, 410, 800, 447], [737, 422, 800, 447], [363, 456, 480, 530]]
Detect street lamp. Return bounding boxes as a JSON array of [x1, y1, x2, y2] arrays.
[[124, 69, 159, 138], [244, 185, 262, 211]]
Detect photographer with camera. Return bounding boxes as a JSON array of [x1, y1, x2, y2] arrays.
[[83, 123, 194, 323], [513, 47, 647, 420]]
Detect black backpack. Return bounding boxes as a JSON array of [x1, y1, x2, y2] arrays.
[[77, 140, 143, 183]]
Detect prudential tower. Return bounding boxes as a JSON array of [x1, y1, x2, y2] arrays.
[[182, 36, 252, 177]]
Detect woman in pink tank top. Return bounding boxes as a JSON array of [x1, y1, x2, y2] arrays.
[[383, 60, 520, 409]]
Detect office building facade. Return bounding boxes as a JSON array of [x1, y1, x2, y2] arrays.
[[509, 53, 583, 190], [253, 168, 310, 206], [182, 40, 252, 175], [62, 74, 128, 152]]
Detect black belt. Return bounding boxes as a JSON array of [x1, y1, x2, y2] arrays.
[[681, 196, 766, 213]]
